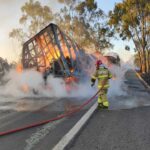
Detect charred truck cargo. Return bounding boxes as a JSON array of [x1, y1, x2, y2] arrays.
[[22, 23, 93, 85]]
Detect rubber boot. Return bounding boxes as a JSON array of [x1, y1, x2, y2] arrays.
[[102, 101, 109, 109]]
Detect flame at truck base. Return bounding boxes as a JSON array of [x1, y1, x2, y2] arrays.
[[22, 23, 95, 92]]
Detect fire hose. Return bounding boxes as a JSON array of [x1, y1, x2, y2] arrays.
[[0, 89, 100, 137]]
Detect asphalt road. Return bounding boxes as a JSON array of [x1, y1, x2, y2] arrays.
[[0, 97, 94, 150], [68, 106, 150, 150], [68, 70, 150, 150], [0, 70, 149, 150]]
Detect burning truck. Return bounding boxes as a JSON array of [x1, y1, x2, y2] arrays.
[[22, 23, 94, 91], [0, 24, 121, 95]]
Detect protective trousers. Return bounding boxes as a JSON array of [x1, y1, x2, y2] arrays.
[[97, 88, 109, 107]]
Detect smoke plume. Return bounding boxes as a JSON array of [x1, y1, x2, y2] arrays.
[[0, 69, 96, 99]]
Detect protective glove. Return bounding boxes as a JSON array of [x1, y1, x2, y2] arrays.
[[91, 82, 95, 87], [91, 78, 96, 87]]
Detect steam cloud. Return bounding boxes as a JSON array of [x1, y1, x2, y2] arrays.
[[0, 50, 139, 109], [0, 51, 135, 101], [108, 51, 136, 97], [0, 69, 96, 98], [1, 50, 149, 111]]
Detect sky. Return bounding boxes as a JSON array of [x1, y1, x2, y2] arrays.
[[0, 0, 134, 63]]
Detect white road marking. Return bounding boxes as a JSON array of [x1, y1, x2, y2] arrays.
[[52, 102, 97, 150], [24, 118, 65, 150]]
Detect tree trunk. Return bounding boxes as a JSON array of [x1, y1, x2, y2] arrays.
[[142, 47, 147, 73], [148, 50, 150, 72], [138, 50, 142, 72], [146, 50, 149, 73]]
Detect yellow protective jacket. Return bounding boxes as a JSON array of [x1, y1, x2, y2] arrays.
[[91, 65, 112, 89]]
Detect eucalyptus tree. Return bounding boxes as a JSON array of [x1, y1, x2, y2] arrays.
[[108, 0, 150, 73], [56, 0, 113, 51], [9, 0, 53, 44], [10, 0, 112, 53]]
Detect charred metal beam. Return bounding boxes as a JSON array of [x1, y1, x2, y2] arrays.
[[22, 23, 90, 78]]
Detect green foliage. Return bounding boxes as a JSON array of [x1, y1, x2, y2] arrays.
[[55, 0, 112, 51], [109, 0, 150, 41], [9, 0, 112, 52], [9, 0, 53, 42], [9, 28, 25, 44], [76, 0, 97, 13], [108, 0, 150, 73]]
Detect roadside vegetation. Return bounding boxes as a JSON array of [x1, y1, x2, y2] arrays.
[[9, 0, 113, 52], [9, 0, 150, 85]]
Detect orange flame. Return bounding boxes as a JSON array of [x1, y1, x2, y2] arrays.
[[16, 63, 23, 73], [21, 84, 29, 93], [37, 35, 76, 72], [65, 76, 79, 92]]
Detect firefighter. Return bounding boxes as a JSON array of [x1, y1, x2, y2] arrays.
[[91, 60, 112, 109]]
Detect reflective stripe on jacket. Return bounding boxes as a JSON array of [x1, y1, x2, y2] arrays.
[[91, 66, 112, 89]]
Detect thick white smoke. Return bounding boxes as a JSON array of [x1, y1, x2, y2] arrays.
[[0, 51, 136, 102], [0, 68, 95, 99], [1, 50, 149, 111], [103, 50, 136, 97], [0, 69, 44, 97]]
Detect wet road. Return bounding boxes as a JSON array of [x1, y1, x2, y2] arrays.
[[68, 70, 150, 150], [0, 97, 94, 150], [0, 70, 150, 150]]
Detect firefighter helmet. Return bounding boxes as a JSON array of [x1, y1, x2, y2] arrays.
[[96, 60, 102, 68]]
